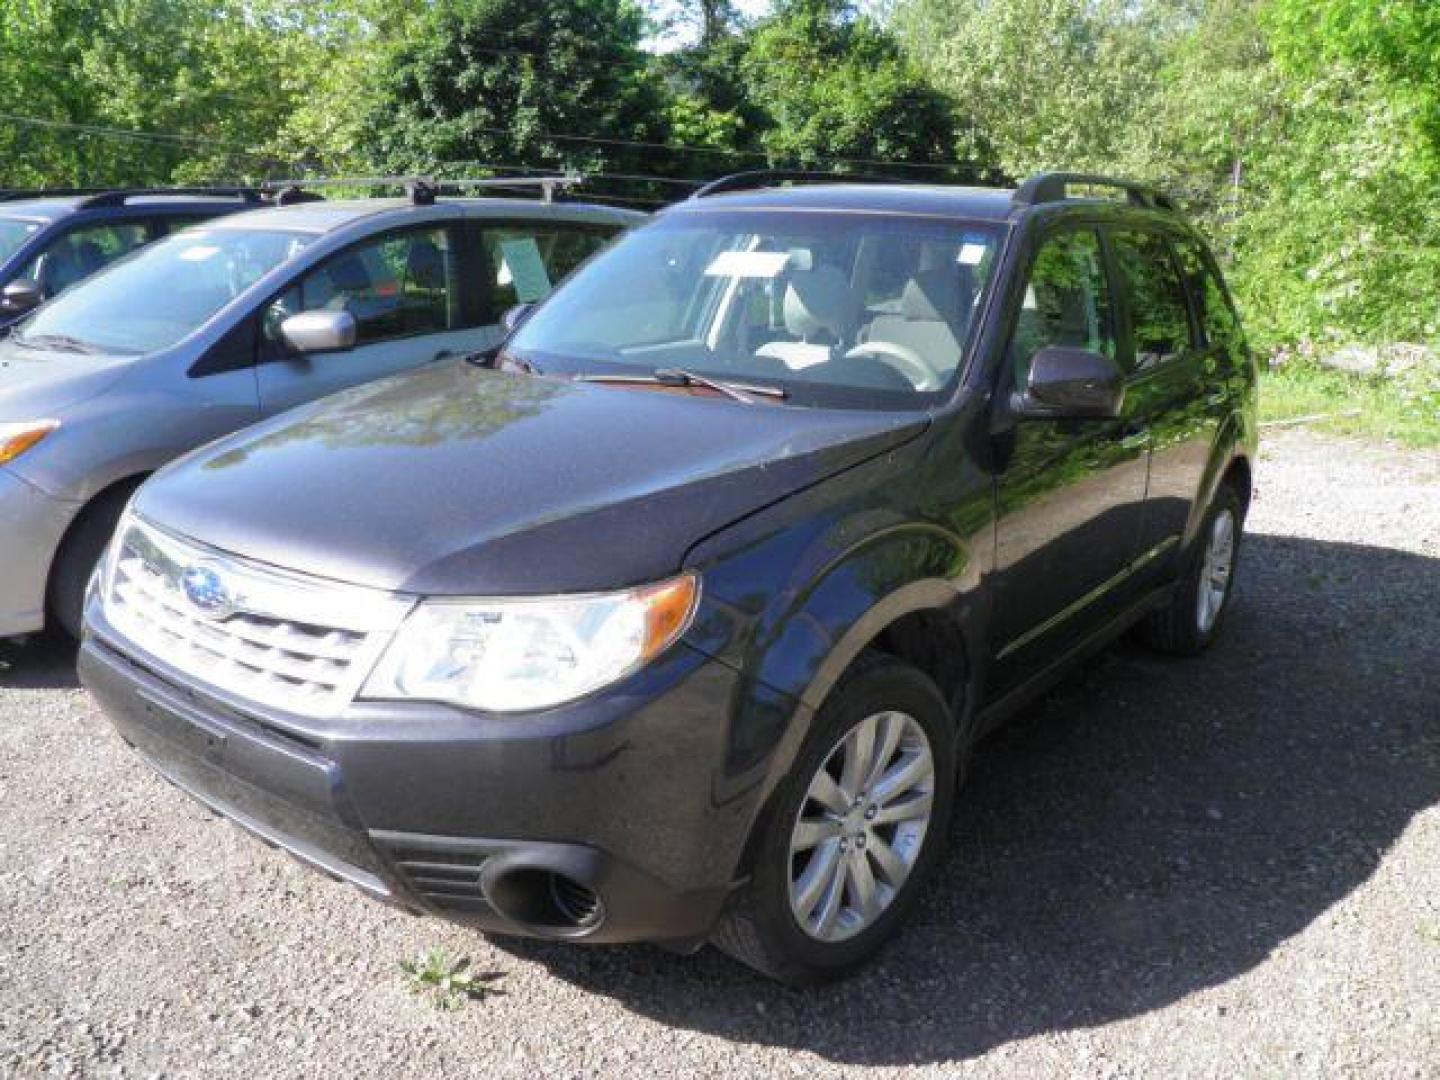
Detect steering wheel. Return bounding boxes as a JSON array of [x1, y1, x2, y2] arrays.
[[844, 341, 942, 391]]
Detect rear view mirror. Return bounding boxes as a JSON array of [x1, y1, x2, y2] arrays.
[[501, 303, 535, 335], [1014, 346, 1125, 420], [279, 310, 356, 356], [1, 278, 43, 315]]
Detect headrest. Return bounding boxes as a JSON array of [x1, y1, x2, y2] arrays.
[[901, 269, 962, 323], [406, 240, 445, 290], [324, 254, 371, 294], [784, 266, 859, 341]]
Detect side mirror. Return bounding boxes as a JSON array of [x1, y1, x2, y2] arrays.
[[279, 310, 357, 356], [501, 302, 535, 336], [1, 278, 44, 315], [1013, 346, 1125, 420]]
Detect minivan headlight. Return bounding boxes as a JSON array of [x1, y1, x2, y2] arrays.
[[362, 574, 699, 713]]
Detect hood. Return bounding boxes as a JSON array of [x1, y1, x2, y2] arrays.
[[0, 337, 133, 417], [137, 360, 928, 595]]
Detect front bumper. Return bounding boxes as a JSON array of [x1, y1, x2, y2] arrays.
[[80, 610, 772, 946], [0, 467, 78, 637]]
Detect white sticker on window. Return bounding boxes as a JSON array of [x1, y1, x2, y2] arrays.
[[498, 238, 552, 302], [178, 245, 220, 262], [704, 250, 792, 279], [958, 243, 988, 266]]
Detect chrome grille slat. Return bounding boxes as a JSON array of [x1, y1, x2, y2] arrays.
[[102, 515, 412, 718]]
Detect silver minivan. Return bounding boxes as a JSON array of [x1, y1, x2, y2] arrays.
[[0, 187, 641, 637]]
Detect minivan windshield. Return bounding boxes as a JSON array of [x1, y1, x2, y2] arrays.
[[505, 210, 1002, 409], [0, 218, 42, 264], [12, 227, 314, 356]]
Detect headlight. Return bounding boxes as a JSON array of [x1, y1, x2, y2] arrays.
[[362, 573, 699, 712], [0, 420, 59, 466]]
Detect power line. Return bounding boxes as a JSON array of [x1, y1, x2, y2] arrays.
[[0, 111, 273, 158]]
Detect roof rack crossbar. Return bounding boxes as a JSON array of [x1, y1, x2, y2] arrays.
[[260, 174, 583, 206], [1013, 172, 1179, 212], [691, 169, 916, 200], [74, 186, 267, 210]]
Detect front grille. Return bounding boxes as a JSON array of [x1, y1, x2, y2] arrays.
[[101, 515, 412, 718]]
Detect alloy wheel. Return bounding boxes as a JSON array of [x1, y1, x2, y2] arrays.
[[1197, 507, 1236, 636], [787, 710, 936, 943]]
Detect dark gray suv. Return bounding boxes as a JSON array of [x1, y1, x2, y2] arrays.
[[82, 172, 1258, 984]]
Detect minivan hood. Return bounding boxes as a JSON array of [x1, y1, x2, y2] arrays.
[[0, 338, 132, 417], [137, 361, 928, 595]]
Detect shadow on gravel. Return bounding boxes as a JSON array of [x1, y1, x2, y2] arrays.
[[0, 632, 79, 691], [500, 534, 1440, 1065]]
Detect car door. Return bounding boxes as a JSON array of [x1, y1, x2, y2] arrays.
[[1107, 227, 1219, 568], [256, 223, 487, 416], [988, 224, 1151, 693]]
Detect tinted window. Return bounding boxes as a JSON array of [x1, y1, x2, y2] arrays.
[[24, 222, 149, 298], [290, 227, 458, 346], [477, 224, 615, 320], [1111, 230, 1193, 370], [1173, 237, 1245, 353], [1008, 228, 1116, 385]]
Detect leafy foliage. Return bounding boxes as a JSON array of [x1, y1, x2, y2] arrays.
[[365, 0, 670, 177]]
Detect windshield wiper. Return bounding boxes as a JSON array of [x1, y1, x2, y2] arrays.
[[575, 368, 787, 405], [13, 332, 99, 355]]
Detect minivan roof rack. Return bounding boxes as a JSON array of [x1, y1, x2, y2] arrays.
[[73, 187, 269, 210], [1013, 172, 1179, 212], [691, 170, 912, 200], [260, 175, 583, 207], [0, 186, 111, 202]]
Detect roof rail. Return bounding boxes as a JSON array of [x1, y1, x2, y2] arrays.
[[691, 170, 912, 200], [259, 174, 584, 206], [73, 186, 268, 210], [1012, 172, 1179, 212], [0, 186, 114, 202]]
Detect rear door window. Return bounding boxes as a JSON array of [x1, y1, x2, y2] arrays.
[[1172, 237, 1245, 354], [1110, 230, 1195, 371], [474, 223, 617, 321]]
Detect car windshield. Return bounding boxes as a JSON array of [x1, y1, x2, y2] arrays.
[[0, 217, 43, 264], [505, 209, 1003, 409], [12, 226, 315, 356]]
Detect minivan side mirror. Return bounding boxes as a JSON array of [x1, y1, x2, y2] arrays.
[[1013, 346, 1125, 420], [501, 302, 535, 335], [279, 310, 357, 356], [1, 278, 43, 316]]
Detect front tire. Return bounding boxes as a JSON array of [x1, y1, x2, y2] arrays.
[[712, 655, 956, 984], [48, 483, 137, 639]]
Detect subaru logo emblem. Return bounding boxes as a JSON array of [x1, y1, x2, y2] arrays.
[[182, 562, 235, 620]]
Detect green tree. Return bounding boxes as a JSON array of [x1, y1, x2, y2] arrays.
[[741, 0, 959, 173], [364, 0, 671, 179], [894, 0, 1186, 178]]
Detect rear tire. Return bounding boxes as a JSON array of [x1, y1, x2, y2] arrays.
[[1139, 482, 1245, 656], [48, 482, 138, 639], [711, 654, 956, 984]]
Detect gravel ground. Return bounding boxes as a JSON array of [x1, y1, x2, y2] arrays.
[[2, 429, 1437, 1079]]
